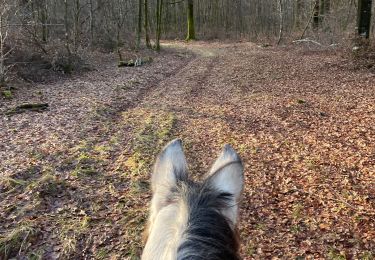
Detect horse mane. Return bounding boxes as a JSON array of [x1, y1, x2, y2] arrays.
[[176, 180, 241, 260]]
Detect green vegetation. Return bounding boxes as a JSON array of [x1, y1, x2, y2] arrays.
[[28, 249, 44, 260], [70, 142, 107, 178], [95, 248, 109, 259], [361, 252, 374, 260], [328, 248, 347, 260], [0, 224, 38, 259], [118, 108, 176, 256], [27, 172, 67, 198], [57, 215, 91, 257], [122, 108, 176, 179], [292, 203, 303, 221], [2, 90, 12, 99]]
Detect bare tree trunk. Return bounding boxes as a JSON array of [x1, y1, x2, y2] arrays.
[[64, 0, 71, 55], [186, 0, 196, 40], [357, 0, 373, 38], [0, 9, 6, 86], [294, 0, 303, 30], [155, 0, 163, 51], [40, 0, 48, 42], [137, 0, 142, 49], [73, 0, 81, 51], [144, 0, 151, 48], [300, 0, 319, 39], [313, 0, 321, 30], [371, 0, 375, 39], [277, 0, 283, 45], [89, 0, 94, 46], [0, 4, 14, 87]]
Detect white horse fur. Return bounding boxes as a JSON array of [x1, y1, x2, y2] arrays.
[[142, 139, 244, 260]]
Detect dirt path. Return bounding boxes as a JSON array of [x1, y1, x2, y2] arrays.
[[1, 41, 374, 259]]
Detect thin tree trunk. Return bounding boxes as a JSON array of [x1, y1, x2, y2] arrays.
[[73, 0, 80, 51], [155, 0, 163, 51], [64, 0, 71, 55], [144, 0, 151, 48], [137, 0, 142, 49], [300, 0, 319, 39], [371, 0, 375, 39], [313, 0, 320, 30], [294, 0, 302, 30], [277, 0, 283, 45], [41, 1, 48, 42], [89, 0, 94, 46], [0, 11, 6, 85]]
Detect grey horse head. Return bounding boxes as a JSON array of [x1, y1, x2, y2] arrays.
[[142, 139, 244, 260]]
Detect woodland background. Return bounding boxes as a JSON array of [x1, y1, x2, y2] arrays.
[[0, 0, 375, 87]]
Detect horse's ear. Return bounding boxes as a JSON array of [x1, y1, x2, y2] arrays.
[[146, 139, 188, 240], [152, 139, 188, 196], [206, 144, 244, 225]]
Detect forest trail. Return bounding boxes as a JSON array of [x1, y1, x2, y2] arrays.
[[1, 41, 375, 259]]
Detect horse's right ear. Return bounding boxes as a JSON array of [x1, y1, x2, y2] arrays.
[[206, 144, 244, 225], [152, 139, 188, 196]]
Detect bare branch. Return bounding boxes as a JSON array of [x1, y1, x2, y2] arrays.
[[168, 0, 185, 4], [293, 39, 339, 48]]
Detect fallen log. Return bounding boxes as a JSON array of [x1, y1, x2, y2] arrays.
[[5, 103, 49, 115], [118, 57, 153, 68], [118, 60, 135, 67]]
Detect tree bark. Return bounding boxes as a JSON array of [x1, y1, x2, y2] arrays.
[[89, 0, 94, 46], [137, 0, 142, 49], [371, 0, 375, 39], [277, 0, 283, 45], [73, 0, 81, 51], [40, 0, 48, 43], [0, 8, 6, 86], [313, 0, 321, 29], [294, 0, 303, 30], [144, 0, 151, 48], [155, 0, 163, 51], [64, 0, 71, 55], [186, 0, 196, 40], [357, 0, 373, 38]]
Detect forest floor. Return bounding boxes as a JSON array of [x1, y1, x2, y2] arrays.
[[1, 41, 375, 259]]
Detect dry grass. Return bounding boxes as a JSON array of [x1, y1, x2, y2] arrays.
[[0, 224, 38, 259]]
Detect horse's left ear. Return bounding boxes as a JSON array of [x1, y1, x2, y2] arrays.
[[152, 139, 188, 194], [146, 139, 188, 241], [206, 144, 244, 225]]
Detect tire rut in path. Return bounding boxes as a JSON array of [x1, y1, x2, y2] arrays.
[[139, 53, 220, 110], [190, 56, 218, 99], [113, 53, 197, 115]]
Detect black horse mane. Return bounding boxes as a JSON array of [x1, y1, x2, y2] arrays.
[[175, 180, 240, 260]]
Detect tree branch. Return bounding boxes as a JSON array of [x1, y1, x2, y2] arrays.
[[168, 0, 185, 4]]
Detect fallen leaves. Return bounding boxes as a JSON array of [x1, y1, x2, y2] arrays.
[[1, 41, 375, 259]]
